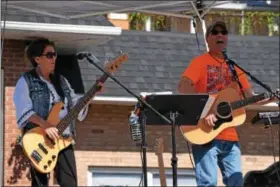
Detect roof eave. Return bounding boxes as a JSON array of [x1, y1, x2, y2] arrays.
[[1, 21, 122, 36]]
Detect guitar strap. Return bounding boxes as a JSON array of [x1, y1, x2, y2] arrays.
[[226, 59, 246, 98]]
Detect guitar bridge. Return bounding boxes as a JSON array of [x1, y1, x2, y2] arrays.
[[213, 116, 233, 130], [31, 150, 42, 163]]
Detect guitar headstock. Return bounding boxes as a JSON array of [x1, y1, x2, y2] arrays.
[[104, 53, 128, 73], [154, 137, 164, 155]]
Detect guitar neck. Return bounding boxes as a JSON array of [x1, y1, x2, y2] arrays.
[[57, 73, 109, 135], [157, 154, 167, 187], [230, 93, 266, 110]]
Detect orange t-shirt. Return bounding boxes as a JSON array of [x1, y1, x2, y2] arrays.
[[182, 52, 251, 141]]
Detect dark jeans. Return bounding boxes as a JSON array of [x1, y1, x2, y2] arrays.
[[31, 145, 77, 187]]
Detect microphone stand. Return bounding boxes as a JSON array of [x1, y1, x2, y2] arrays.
[[228, 59, 280, 100], [83, 54, 172, 187]]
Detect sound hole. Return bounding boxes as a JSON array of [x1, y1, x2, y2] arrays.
[[217, 102, 231, 118]]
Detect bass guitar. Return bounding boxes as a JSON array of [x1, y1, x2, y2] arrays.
[[21, 54, 128, 173], [180, 82, 277, 145]]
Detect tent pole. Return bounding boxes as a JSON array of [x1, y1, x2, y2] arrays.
[[191, 1, 209, 52]]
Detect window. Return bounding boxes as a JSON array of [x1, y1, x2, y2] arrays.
[[88, 167, 196, 186]]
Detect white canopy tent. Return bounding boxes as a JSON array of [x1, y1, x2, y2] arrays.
[[0, 0, 278, 185], [0, 1, 234, 51]]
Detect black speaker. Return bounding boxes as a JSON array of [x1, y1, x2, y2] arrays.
[[55, 54, 85, 94]]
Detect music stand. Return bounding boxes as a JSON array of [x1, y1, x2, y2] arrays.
[[144, 94, 209, 187]]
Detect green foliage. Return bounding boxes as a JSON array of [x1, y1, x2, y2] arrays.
[[129, 12, 170, 31], [129, 12, 149, 30], [214, 10, 279, 36], [128, 11, 279, 36], [242, 11, 279, 36], [153, 15, 169, 31]]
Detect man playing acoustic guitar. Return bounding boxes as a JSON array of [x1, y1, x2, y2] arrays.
[[13, 38, 104, 187], [178, 21, 274, 186]]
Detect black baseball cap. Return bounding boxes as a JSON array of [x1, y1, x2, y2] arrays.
[[205, 21, 228, 38]]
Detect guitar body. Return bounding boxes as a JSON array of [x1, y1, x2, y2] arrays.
[[21, 102, 72, 173], [180, 85, 247, 145], [244, 161, 280, 187]]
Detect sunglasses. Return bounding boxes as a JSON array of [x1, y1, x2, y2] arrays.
[[211, 30, 228, 35], [41, 52, 57, 59]]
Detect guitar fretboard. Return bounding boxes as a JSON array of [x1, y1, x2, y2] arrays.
[[230, 93, 266, 110], [56, 73, 108, 135]]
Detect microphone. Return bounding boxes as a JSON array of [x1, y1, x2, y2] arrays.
[[76, 52, 92, 60], [76, 52, 101, 65], [128, 105, 142, 142]]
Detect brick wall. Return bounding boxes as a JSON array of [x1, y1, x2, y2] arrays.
[[2, 39, 279, 186], [2, 40, 31, 186]]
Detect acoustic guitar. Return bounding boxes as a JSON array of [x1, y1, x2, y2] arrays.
[[21, 54, 128, 173], [180, 82, 277, 145]]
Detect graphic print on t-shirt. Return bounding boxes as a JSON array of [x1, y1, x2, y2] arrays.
[[206, 65, 233, 93]]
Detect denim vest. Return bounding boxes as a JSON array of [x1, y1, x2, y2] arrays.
[[23, 69, 75, 137]]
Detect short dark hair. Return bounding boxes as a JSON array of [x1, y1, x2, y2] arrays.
[[25, 38, 56, 67], [205, 21, 228, 38]]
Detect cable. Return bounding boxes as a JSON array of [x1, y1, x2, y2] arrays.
[[186, 141, 195, 173], [192, 17, 201, 52]]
